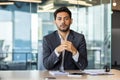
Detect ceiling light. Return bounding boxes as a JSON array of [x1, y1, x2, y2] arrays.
[[113, 0, 117, 6], [68, 0, 92, 6], [0, 2, 14, 5], [38, 3, 54, 11], [9, 0, 42, 3], [38, 0, 54, 11], [113, 2, 116, 6], [42, 3, 54, 10]]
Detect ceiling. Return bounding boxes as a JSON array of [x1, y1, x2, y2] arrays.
[[1, 0, 119, 11], [37, 0, 111, 11], [39, 0, 110, 7], [0, 0, 110, 6]]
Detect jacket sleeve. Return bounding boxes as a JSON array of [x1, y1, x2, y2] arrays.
[[74, 35, 88, 70], [42, 37, 60, 70]]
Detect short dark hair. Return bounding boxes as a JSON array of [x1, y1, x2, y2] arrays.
[[54, 6, 72, 20]]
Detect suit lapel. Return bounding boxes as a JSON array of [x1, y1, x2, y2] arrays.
[[54, 31, 61, 48], [67, 30, 74, 43]]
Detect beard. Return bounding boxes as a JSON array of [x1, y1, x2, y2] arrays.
[[58, 27, 69, 32], [58, 24, 70, 32]]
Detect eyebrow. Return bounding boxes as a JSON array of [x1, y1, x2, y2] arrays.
[[56, 16, 70, 19]]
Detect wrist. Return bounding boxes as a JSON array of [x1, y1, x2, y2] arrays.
[[55, 48, 61, 54], [72, 50, 77, 56]]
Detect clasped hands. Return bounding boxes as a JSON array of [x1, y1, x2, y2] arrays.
[[55, 40, 77, 56]]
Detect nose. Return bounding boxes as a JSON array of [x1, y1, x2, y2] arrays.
[[61, 18, 65, 24]]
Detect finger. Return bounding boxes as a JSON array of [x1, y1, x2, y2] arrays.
[[61, 41, 65, 44], [63, 44, 67, 47]]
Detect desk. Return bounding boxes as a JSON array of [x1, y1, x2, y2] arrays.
[[0, 69, 120, 80]]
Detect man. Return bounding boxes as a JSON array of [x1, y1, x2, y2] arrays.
[[43, 6, 88, 70]]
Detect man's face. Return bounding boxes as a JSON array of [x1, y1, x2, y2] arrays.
[[54, 12, 72, 32]]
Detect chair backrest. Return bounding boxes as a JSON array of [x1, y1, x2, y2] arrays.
[[4, 45, 9, 52], [0, 40, 4, 61], [0, 40, 4, 47], [4, 45, 10, 57], [0, 45, 10, 60], [0, 40, 4, 57], [0, 48, 4, 60]]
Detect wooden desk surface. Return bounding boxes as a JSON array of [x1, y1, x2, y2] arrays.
[[0, 69, 120, 80]]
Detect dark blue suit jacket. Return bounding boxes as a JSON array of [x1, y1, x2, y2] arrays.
[[43, 30, 88, 70]]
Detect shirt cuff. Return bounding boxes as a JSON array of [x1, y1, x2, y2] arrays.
[[54, 49, 60, 57], [72, 51, 79, 62]]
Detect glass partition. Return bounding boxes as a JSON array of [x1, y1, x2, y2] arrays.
[[0, 2, 38, 70]]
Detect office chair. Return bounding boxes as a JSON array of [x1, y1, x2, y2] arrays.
[[0, 45, 9, 70], [0, 40, 4, 61]]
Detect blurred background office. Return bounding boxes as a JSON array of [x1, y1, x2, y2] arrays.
[[0, 0, 117, 70]]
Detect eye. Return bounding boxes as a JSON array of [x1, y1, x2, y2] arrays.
[[57, 17, 61, 20], [64, 17, 70, 20], [65, 18, 69, 20]]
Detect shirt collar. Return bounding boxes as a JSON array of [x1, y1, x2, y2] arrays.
[[57, 31, 69, 42]]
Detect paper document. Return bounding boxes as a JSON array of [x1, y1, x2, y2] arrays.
[[83, 69, 113, 75], [49, 71, 69, 76], [67, 73, 84, 77]]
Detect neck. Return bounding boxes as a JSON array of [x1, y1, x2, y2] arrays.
[[58, 30, 70, 40]]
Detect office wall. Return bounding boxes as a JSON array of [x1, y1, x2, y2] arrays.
[[112, 11, 120, 28], [112, 29, 120, 65], [112, 11, 120, 65]]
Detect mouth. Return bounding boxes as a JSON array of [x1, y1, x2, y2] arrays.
[[58, 25, 69, 32], [60, 24, 67, 28]]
